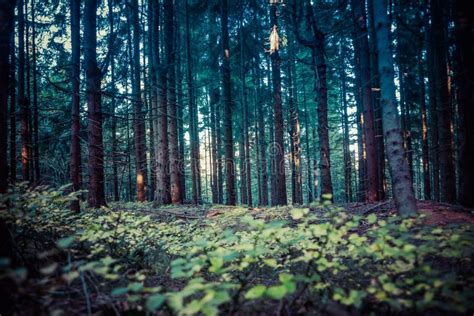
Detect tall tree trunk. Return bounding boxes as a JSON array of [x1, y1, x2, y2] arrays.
[[288, 51, 302, 205], [455, 0, 473, 207], [302, 83, 313, 203], [31, 0, 39, 183], [367, 0, 385, 199], [185, 0, 202, 204], [153, 0, 171, 205], [85, 0, 106, 208], [109, 0, 119, 202], [0, 0, 15, 193], [175, 18, 186, 201], [18, 0, 29, 182], [418, 47, 431, 200], [164, 0, 181, 204], [427, 19, 440, 201], [431, 0, 456, 203], [312, 44, 332, 201], [130, 0, 147, 201], [269, 3, 287, 206], [341, 65, 352, 203], [9, 31, 16, 183], [70, 0, 81, 212], [256, 55, 268, 206], [220, 0, 236, 205], [238, 14, 249, 205], [372, 0, 417, 216], [352, 0, 378, 202]]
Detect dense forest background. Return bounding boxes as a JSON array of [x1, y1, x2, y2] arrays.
[[0, 0, 473, 212], [0, 0, 473, 314]]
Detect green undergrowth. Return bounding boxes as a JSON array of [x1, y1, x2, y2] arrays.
[[1, 184, 473, 315]]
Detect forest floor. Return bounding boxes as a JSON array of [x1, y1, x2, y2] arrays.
[[125, 199, 474, 226], [3, 189, 474, 315]]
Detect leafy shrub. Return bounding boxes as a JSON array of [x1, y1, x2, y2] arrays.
[[1, 185, 473, 314]]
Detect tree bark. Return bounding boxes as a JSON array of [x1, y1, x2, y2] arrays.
[[152, 0, 171, 205], [130, 0, 147, 202], [85, 0, 106, 208], [9, 30, 16, 183], [18, 0, 30, 182], [70, 0, 81, 212], [352, 0, 378, 202], [186, 0, 202, 204], [0, 0, 15, 193], [341, 64, 352, 203], [302, 83, 313, 203], [31, 0, 39, 183], [455, 0, 473, 207], [287, 50, 302, 205], [430, 0, 456, 203], [220, 0, 236, 205], [269, 3, 287, 206], [164, 0, 181, 204], [372, 0, 417, 216]]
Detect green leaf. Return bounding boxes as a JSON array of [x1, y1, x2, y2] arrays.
[[146, 294, 166, 311], [266, 285, 287, 300], [57, 236, 75, 249], [245, 285, 266, 299], [367, 214, 377, 224], [111, 287, 128, 296], [128, 282, 144, 292]]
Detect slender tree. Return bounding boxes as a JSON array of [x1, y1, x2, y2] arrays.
[[430, 0, 455, 203], [372, 0, 417, 215], [186, 0, 202, 204], [9, 31, 16, 183], [18, 0, 29, 182], [352, 0, 378, 202], [455, 0, 473, 207], [220, 0, 236, 205], [0, 0, 15, 193], [269, 2, 287, 205], [85, 0, 106, 208], [129, 0, 147, 201], [70, 0, 81, 212], [164, 0, 181, 204]]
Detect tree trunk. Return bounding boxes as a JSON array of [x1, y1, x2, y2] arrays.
[[372, 0, 417, 216], [152, 0, 171, 205], [351, 0, 378, 202], [287, 51, 302, 205], [367, 0, 385, 199], [186, 0, 202, 204], [0, 0, 15, 193], [70, 0, 81, 212], [220, 0, 236, 205], [85, 0, 106, 208], [175, 5, 185, 200], [130, 0, 147, 202], [31, 0, 39, 183], [109, 0, 119, 202], [455, 0, 473, 207], [164, 0, 181, 204], [427, 19, 440, 201], [418, 47, 431, 200], [9, 31, 16, 183], [341, 65, 352, 203], [269, 3, 287, 206], [256, 54, 268, 206], [430, 0, 456, 203], [302, 83, 313, 203], [18, 0, 30, 182]]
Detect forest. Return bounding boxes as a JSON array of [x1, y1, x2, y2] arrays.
[[0, 0, 473, 314]]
